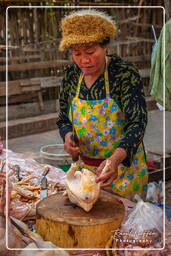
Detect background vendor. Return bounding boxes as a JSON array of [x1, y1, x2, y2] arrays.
[[56, 9, 148, 201]]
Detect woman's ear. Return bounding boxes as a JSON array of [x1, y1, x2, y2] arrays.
[[105, 44, 109, 54]]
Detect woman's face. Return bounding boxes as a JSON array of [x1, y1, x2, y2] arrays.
[[71, 43, 108, 76]]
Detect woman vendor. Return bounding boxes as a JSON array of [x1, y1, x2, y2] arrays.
[[57, 9, 148, 201]]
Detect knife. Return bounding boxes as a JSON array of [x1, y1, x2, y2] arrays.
[[37, 166, 50, 185], [40, 176, 48, 199], [70, 96, 80, 162], [70, 133, 79, 162], [13, 165, 22, 181], [0, 160, 5, 172]]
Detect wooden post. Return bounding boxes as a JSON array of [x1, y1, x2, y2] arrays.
[[164, 0, 171, 20], [33, 8, 38, 43]]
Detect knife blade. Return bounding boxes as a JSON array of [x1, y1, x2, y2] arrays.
[[40, 176, 48, 199], [13, 164, 22, 181], [37, 166, 50, 185], [0, 160, 5, 172]]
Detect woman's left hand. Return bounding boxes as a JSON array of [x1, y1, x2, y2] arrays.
[[95, 147, 127, 187]]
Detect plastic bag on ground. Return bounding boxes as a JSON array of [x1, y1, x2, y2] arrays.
[[146, 181, 163, 203], [113, 197, 164, 249]]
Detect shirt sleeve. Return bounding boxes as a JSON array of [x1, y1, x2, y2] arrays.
[[56, 69, 73, 142], [118, 65, 148, 167]]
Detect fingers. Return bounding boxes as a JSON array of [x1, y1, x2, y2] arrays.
[[96, 170, 110, 183], [100, 172, 118, 187], [96, 161, 106, 176], [96, 158, 118, 187], [64, 143, 80, 156], [64, 132, 80, 157], [96, 170, 117, 185]]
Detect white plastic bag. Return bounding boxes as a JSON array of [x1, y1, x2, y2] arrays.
[[115, 197, 163, 248], [146, 181, 163, 203], [122, 198, 163, 233]]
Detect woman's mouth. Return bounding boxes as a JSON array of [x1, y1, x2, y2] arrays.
[[81, 66, 93, 69]]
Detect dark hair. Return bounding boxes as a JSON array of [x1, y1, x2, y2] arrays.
[[99, 37, 110, 47]]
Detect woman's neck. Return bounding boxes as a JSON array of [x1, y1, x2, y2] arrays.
[[84, 61, 106, 88]]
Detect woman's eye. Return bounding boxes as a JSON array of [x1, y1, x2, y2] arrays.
[[87, 52, 94, 55]]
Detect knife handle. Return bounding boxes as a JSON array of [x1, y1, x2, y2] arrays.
[[72, 156, 79, 162], [70, 133, 79, 145], [42, 167, 50, 177], [70, 134, 79, 162]]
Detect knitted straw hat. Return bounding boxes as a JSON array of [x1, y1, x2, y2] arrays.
[[59, 9, 117, 51]]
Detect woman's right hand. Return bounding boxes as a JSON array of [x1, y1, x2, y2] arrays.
[[64, 132, 80, 158]]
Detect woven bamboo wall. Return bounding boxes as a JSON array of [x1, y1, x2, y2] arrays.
[[0, 0, 165, 107]]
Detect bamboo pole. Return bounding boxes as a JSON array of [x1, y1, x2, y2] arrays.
[[164, 0, 171, 20]]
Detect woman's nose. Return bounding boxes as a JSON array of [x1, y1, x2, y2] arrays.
[[81, 55, 90, 64]]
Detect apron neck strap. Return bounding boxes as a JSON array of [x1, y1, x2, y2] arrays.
[[76, 56, 110, 99]]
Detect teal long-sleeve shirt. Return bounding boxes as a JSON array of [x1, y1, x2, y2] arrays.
[[56, 54, 147, 167]]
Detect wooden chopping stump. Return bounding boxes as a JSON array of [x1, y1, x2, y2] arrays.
[[36, 191, 125, 250]]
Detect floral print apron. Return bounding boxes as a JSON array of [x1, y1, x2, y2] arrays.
[[69, 64, 148, 201]]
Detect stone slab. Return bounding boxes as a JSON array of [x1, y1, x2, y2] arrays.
[[144, 110, 171, 155]]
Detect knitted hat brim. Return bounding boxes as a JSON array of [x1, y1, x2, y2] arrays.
[[59, 33, 107, 51]]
